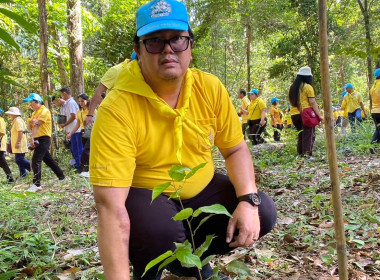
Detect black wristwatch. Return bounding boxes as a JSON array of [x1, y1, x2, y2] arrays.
[[237, 193, 261, 206]]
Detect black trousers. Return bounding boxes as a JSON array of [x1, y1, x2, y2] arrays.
[[81, 133, 90, 172], [248, 119, 267, 145], [0, 151, 13, 182], [291, 114, 315, 156], [32, 136, 64, 186], [242, 123, 248, 140], [272, 124, 284, 141], [126, 173, 277, 280], [372, 113, 380, 144]]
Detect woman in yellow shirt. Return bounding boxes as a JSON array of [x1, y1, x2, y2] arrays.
[[67, 93, 96, 177], [246, 88, 267, 145], [5, 107, 30, 178], [370, 68, 380, 144], [0, 108, 14, 183], [288, 66, 323, 157]]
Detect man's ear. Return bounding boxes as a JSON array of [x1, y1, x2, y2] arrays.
[[134, 46, 140, 59]]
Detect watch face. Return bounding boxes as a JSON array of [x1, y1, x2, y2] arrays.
[[251, 193, 261, 205]]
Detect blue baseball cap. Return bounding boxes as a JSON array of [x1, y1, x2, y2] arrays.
[[136, 0, 190, 37], [249, 89, 259, 95], [22, 93, 44, 104], [374, 68, 380, 77], [343, 83, 353, 89], [0, 108, 2, 115], [271, 97, 280, 103], [131, 51, 137, 60]]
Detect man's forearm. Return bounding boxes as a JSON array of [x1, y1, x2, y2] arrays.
[[89, 83, 107, 115], [64, 114, 76, 127], [17, 131, 23, 143], [97, 206, 131, 280], [221, 141, 257, 197]]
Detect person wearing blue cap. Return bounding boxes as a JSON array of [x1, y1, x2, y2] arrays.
[[237, 89, 250, 139], [370, 68, 380, 144], [84, 52, 138, 126], [0, 108, 14, 183], [23, 93, 65, 192], [245, 89, 267, 145], [90, 1, 276, 280], [270, 97, 283, 141], [341, 83, 367, 132]]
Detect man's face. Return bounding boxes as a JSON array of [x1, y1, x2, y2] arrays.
[[346, 87, 353, 93], [238, 92, 244, 99], [249, 94, 257, 101], [28, 101, 40, 111], [61, 91, 69, 101], [136, 30, 193, 85]]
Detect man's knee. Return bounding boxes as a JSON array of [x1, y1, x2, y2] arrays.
[[258, 191, 277, 238]]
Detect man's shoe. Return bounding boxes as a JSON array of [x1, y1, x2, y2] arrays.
[[27, 184, 42, 192]]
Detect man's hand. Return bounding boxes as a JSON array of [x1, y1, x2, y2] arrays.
[[226, 201, 260, 247], [84, 116, 94, 126], [59, 123, 65, 129], [259, 119, 266, 127], [15, 142, 20, 149], [29, 137, 35, 148], [66, 133, 72, 141]]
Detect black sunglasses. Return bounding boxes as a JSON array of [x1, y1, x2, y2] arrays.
[[140, 35, 191, 54]]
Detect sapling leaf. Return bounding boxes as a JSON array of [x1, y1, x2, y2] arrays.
[[173, 208, 193, 221], [194, 235, 215, 257], [169, 192, 180, 199], [185, 162, 207, 179], [158, 255, 177, 271], [0, 269, 19, 280], [225, 260, 252, 276], [169, 165, 191, 181], [176, 246, 202, 268], [152, 182, 171, 202], [142, 250, 173, 277], [201, 254, 216, 266], [193, 204, 232, 218], [194, 214, 215, 235]]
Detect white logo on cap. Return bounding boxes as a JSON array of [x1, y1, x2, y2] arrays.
[[150, 0, 171, 18]]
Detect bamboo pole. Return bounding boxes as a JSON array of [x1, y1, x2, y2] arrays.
[[317, 0, 348, 279]]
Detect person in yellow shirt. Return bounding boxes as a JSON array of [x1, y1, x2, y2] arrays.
[[0, 108, 14, 183], [5, 107, 30, 178], [67, 93, 96, 177], [245, 88, 267, 145], [238, 89, 250, 139], [341, 83, 367, 132], [90, 1, 276, 279], [370, 68, 380, 144], [288, 66, 323, 157], [270, 98, 283, 141], [23, 93, 65, 192], [284, 106, 293, 129]]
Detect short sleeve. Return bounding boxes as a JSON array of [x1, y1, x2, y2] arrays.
[[214, 83, 243, 149], [357, 93, 363, 103], [68, 101, 78, 115], [90, 102, 137, 187], [305, 84, 315, 98], [100, 66, 120, 89], [258, 98, 267, 110], [270, 107, 275, 116], [38, 109, 50, 124], [0, 120, 5, 134], [15, 119, 24, 132]]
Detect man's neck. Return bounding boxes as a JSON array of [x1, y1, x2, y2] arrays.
[[149, 79, 183, 109]]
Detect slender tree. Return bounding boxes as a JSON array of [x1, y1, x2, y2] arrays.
[[67, 0, 84, 97], [38, 0, 50, 99]]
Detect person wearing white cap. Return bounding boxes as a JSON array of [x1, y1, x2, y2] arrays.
[[5, 107, 31, 178], [90, 1, 277, 279], [370, 68, 380, 144], [288, 66, 323, 157], [0, 108, 14, 183]]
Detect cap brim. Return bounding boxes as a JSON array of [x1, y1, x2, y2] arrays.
[[22, 97, 33, 102], [5, 111, 21, 115], [137, 20, 188, 37]]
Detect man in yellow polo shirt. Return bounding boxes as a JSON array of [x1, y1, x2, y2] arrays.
[[370, 68, 380, 144], [341, 83, 367, 132], [90, 1, 276, 279], [237, 89, 250, 139], [0, 108, 14, 183], [23, 93, 65, 192], [270, 97, 283, 141], [246, 88, 267, 145]]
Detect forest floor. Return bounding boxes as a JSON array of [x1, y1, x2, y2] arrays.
[[0, 123, 379, 280]]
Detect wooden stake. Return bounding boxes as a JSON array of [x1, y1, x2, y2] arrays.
[[318, 0, 348, 279]]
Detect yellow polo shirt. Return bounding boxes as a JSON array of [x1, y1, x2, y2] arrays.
[[241, 96, 250, 124], [28, 105, 52, 137], [285, 112, 292, 125], [370, 80, 380, 113], [90, 60, 243, 199], [11, 117, 28, 153], [341, 91, 363, 113], [248, 97, 266, 120], [289, 105, 300, 116], [0, 117, 7, 152], [100, 59, 131, 92], [76, 108, 97, 129], [270, 105, 283, 125], [299, 83, 315, 110]]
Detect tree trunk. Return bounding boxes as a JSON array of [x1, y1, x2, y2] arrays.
[[37, 0, 50, 101], [50, 23, 69, 86], [246, 24, 252, 91], [357, 0, 373, 88], [67, 0, 84, 98]]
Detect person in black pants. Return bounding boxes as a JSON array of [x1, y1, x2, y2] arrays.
[[0, 108, 14, 183], [23, 93, 64, 192]]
